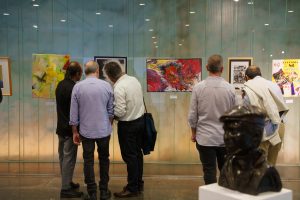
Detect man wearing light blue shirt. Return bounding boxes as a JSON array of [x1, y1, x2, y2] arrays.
[[70, 60, 114, 200], [188, 54, 236, 185]]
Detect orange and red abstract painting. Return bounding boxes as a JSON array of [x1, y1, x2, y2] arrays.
[[146, 58, 201, 92]]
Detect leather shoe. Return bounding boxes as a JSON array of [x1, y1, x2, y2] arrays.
[[83, 193, 97, 200], [114, 188, 138, 198], [60, 189, 83, 198], [70, 181, 80, 189], [100, 189, 111, 199]]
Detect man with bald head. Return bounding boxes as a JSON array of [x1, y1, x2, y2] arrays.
[[243, 65, 289, 165], [188, 54, 236, 185], [70, 60, 114, 200]]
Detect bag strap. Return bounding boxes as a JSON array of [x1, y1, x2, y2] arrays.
[[143, 97, 148, 113]]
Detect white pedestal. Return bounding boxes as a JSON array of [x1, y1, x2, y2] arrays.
[[199, 183, 292, 200]]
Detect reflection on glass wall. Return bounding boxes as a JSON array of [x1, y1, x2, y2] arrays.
[[0, 0, 299, 165]]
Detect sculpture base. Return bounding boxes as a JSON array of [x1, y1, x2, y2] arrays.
[[199, 183, 292, 200]]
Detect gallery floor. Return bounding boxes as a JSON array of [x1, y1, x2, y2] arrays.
[[0, 163, 299, 200]]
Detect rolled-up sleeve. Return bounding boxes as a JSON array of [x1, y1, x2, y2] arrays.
[[107, 87, 114, 118], [69, 85, 79, 126], [188, 88, 198, 128], [114, 85, 126, 118]]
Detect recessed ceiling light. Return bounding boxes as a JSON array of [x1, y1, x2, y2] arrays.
[[152, 36, 156, 39], [3, 13, 10, 16], [145, 18, 150, 22], [155, 46, 158, 48], [32, 0, 35, 1], [247, 1, 254, 5], [153, 41, 157, 44], [270, 54, 273, 57], [234, 0, 239, 2], [281, 51, 285, 54], [33, 25, 38, 29], [185, 24, 190, 27], [108, 25, 113, 28], [149, 29, 154, 32], [33, 4, 39, 7], [264, 23, 269, 26], [189, 11, 196, 14], [139, 3, 145, 6], [60, 19, 66, 22], [96, 12, 101, 15], [179, 43, 182, 46], [288, 10, 294, 13]]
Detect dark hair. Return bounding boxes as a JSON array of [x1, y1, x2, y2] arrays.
[[65, 61, 82, 79], [104, 62, 122, 80], [245, 65, 262, 79], [207, 54, 223, 73]]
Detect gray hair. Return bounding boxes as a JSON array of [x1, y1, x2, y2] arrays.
[[84, 60, 99, 75]]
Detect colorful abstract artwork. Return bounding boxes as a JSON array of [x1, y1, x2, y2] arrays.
[[32, 54, 70, 98], [146, 58, 201, 92], [272, 59, 300, 97]]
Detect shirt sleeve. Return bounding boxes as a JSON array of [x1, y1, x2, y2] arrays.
[[0, 88, 2, 103], [107, 86, 114, 118], [114, 85, 127, 118], [69, 85, 79, 126], [188, 88, 198, 128]]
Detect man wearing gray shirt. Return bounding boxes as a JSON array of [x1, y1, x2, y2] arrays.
[[70, 61, 114, 200], [188, 54, 236, 185]]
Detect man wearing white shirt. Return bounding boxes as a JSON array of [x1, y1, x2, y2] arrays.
[[104, 61, 145, 198]]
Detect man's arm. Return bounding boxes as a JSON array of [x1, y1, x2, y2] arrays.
[[69, 86, 80, 145], [188, 88, 198, 142], [114, 86, 127, 118], [0, 88, 2, 103]]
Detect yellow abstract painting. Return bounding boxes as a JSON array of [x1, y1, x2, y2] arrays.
[[32, 54, 70, 98]]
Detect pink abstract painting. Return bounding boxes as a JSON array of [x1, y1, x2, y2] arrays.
[[146, 58, 201, 92]]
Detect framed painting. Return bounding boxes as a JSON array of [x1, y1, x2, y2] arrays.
[[32, 54, 70, 99], [0, 57, 12, 96], [146, 58, 202, 92], [228, 57, 253, 90], [94, 56, 127, 82], [272, 59, 300, 97]]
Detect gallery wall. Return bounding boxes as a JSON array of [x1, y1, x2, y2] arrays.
[[0, 0, 299, 165]]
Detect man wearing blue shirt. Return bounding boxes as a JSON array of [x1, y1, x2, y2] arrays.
[[70, 60, 114, 200]]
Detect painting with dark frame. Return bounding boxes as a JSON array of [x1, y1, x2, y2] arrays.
[[94, 56, 127, 82], [228, 57, 253, 90]]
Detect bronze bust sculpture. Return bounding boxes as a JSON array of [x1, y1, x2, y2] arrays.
[[218, 105, 282, 195]]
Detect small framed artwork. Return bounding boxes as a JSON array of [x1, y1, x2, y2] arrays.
[[0, 57, 12, 96], [94, 56, 127, 82], [228, 57, 253, 90]]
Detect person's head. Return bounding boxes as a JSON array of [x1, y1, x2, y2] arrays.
[[104, 61, 123, 83], [206, 54, 223, 75], [65, 61, 82, 82], [245, 65, 262, 81], [84, 60, 99, 78], [220, 105, 266, 155]]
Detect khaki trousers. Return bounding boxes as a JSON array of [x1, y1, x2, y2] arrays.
[[260, 123, 285, 166]]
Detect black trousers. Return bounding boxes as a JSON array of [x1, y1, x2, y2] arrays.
[[118, 116, 144, 193], [196, 143, 226, 185], [81, 135, 110, 194]]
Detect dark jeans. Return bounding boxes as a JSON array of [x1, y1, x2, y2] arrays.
[[81, 135, 110, 194], [196, 143, 226, 185], [118, 116, 144, 193]]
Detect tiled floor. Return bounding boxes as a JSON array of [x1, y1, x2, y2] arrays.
[[0, 163, 298, 200]]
